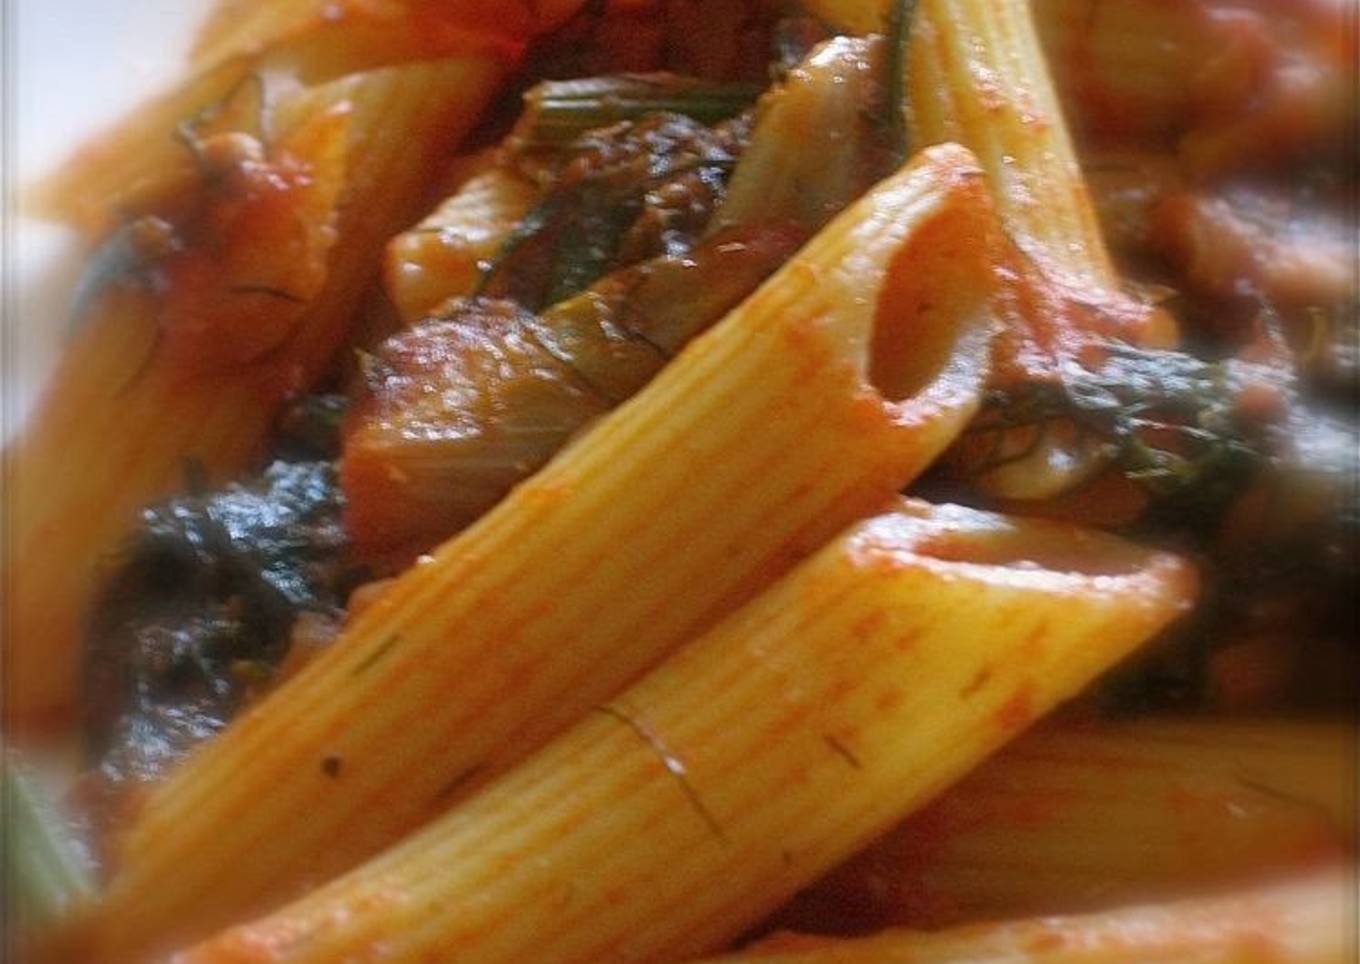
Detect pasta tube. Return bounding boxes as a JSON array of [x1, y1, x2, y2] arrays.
[[28, 1, 553, 231], [807, 0, 1178, 500], [178, 500, 1194, 964], [709, 874, 1356, 963], [776, 719, 1357, 932], [3, 57, 504, 725], [911, 0, 1184, 354], [907, 0, 1115, 295], [186, 0, 581, 70], [86, 145, 1000, 961], [806, 0, 1114, 292]]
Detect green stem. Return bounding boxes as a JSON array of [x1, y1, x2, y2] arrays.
[[885, 0, 920, 165], [513, 75, 758, 150], [3, 756, 94, 929]]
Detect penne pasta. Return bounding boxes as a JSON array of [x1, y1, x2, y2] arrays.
[[905, 0, 1114, 296], [7, 2, 1354, 962], [906, 0, 1158, 499], [4, 56, 505, 726], [186, 0, 582, 70], [27, 2, 557, 231], [805, 0, 1115, 293], [710, 874, 1356, 963], [774, 718, 1357, 932], [176, 500, 1194, 964], [805, 0, 1179, 501], [83, 145, 1000, 961]]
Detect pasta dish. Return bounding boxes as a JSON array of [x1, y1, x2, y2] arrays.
[[2, 1, 1356, 961]]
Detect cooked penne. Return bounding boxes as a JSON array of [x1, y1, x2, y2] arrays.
[[28, 1, 561, 231], [177, 500, 1194, 963], [4, 57, 504, 726], [806, 0, 1114, 293], [806, 0, 1178, 501], [186, 0, 582, 70], [907, 0, 1163, 499], [11, 3, 1354, 960], [775, 718, 1357, 932], [710, 874, 1356, 963], [905, 0, 1116, 296], [84, 145, 999, 961]]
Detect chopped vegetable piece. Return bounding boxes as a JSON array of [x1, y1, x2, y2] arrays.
[[2, 758, 95, 931], [344, 223, 801, 556], [83, 457, 358, 792], [483, 111, 748, 309], [713, 35, 895, 235]]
